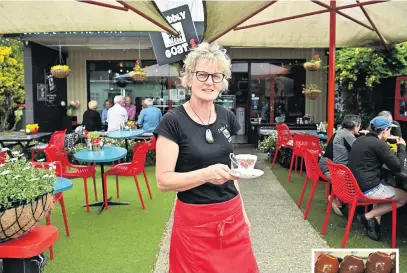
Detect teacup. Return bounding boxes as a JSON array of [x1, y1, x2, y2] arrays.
[[230, 153, 257, 170]]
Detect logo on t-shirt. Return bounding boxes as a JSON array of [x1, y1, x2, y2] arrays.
[[218, 125, 232, 143]]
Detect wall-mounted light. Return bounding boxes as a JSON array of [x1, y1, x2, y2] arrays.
[[108, 69, 112, 74]]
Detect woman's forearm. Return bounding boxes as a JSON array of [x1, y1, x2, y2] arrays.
[[156, 168, 210, 192]]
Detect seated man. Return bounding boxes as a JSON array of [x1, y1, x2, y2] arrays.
[[137, 98, 162, 133], [368, 110, 402, 137], [348, 116, 407, 241], [107, 95, 128, 132]]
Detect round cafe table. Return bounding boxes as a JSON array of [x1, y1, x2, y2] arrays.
[[53, 177, 73, 194], [74, 146, 127, 215], [107, 130, 152, 161]]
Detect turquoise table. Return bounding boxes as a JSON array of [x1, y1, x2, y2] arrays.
[[53, 177, 73, 194], [74, 146, 128, 214], [107, 130, 153, 161]]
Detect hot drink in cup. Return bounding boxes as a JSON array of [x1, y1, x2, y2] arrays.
[[230, 153, 257, 170], [387, 135, 397, 144]]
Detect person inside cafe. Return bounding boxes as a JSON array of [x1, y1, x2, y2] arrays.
[[107, 95, 128, 132], [154, 42, 258, 272], [136, 98, 162, 133], [101, 99, 112, 126], [124, 96, 136, 121], [348, 116, 407, 241], [82, 100, 102, 131]]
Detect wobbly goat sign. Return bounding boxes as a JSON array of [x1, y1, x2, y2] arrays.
[[150, 5, 199, 65]]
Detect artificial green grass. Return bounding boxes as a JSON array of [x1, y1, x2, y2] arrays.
[[44, 166, 175, 273], [271, 165, 407, 272]]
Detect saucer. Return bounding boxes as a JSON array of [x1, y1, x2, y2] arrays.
[[230, 169, 264, 179]]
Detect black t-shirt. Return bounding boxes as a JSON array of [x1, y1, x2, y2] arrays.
[[154, 104, 240, 204]]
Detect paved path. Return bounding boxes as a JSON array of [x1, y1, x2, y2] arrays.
[[153, 147, 328, 273]]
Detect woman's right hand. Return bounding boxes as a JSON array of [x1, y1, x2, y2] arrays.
[[204, 164, 238, 185]]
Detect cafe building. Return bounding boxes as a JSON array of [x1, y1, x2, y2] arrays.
[[20, 3, 328, 145]]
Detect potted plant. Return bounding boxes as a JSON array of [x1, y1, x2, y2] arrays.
[[0, 155, 56, 242], [51, 64, 71, 79], [62, 100, 80, 117], [25, 123, 39, 135], [304, 54, 322, 71], [130, 60, 147, 81], [85, 131, 102, 151], [302, 84, 321, 100]]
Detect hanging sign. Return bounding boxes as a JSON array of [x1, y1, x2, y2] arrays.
[[150, 5, 199, 65], [37, 83, 47, 101]]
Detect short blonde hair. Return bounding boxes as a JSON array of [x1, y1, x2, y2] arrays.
[[181, 42, 231, 91], [88, 100, 98, 110]]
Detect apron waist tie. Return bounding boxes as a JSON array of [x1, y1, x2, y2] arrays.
[[217, 217, 234, 249]]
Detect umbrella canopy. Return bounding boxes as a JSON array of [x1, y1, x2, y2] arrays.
[[203, 0, 407, 48], [0, 0, 176, 35]]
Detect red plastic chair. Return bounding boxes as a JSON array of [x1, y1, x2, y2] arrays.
[[147, 136, 156, 151], [288, 133, 322, 182], [103, 142, 152, 211], [31, 161, 69, 260], [321, 160, 398, 248], [271, 124, 293, 168], [0, 149, 6, 164], [43, 145, 98, 213], [0, 225, 58, 260], [31, 129, 67, 162], [297, 149, 330, 220]]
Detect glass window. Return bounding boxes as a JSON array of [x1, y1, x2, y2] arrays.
[[88, 60, 186, 118], [250, 62, 305, 124]]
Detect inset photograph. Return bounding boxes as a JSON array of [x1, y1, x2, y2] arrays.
[[313, 249, 398, 273]]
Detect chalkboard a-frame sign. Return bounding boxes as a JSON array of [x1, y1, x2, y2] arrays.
[[150, 5, 199, 66]]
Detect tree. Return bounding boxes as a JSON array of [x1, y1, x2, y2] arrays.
[[335, 42, 407, 125], [0, 38, 24, 131]]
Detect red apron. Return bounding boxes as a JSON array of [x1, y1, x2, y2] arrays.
[[169, 195, 258, 273]]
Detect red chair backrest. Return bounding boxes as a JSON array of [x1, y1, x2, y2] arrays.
[[293, 133, 322, 157], [131, 142, 149, 170], [325, 159, 365, 203], [49, 129, 67, 150], [43, 145, 67, 172], [276, 123, 293, 146], [0, 150, 6, 164], [147, 137, 156, 151], [302, 149, 324, 182]]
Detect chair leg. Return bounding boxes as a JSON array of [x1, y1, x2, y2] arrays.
[[341, 199, 357, 248], [300, 157, 304, 176], [83, 178, 90, 213], [31, 150, 35, 162], [288, 155, 296, 182], [297, 176, 308, 208], [133, 174, 146, 210], [304, 181, 318, 220], [271, 146, 280, 168], [92, 176, 98, 201], [392, 202, 397, 248], [49, 245, 54, 260], [143, 168, 152, 200], [103, 174, 109, 211], [321, 193, 335, 235], [59, 194, 70, 237], [294, 155, 298, 173]]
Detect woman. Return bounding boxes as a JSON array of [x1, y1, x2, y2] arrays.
[[154, 42, 258, 273], [82, 100, 102, 131], [348, 116, 407, 241]]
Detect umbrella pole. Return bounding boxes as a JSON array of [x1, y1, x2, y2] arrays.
[[327, 0, 336, 140]]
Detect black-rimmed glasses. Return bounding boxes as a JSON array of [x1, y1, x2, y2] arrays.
[[192, 71, 225, 83]]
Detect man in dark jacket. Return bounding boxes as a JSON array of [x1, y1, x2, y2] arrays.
[[348, 116, 407, 241]]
